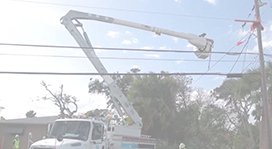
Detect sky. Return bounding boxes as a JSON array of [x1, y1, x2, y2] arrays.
[[0, 0, 271, 119]]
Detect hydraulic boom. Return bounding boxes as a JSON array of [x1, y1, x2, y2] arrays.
[[60, 10, 214, 129]]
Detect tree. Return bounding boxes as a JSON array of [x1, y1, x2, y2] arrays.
[[210, 62, 272, 149], [89, 69, 191, 143], [0, 99, 4, 113], [89, 68, 138, 99], [41, 81, 78, 118], [85, 109, 109, 117], [0, 116, 5, 120], [0, 106, 4, 112], [170, 89, 233, 149], [25, 110, 36, 118], [0, 106, 5, 121], [88, 68, 237, 148], [126, 74, 192, 136]]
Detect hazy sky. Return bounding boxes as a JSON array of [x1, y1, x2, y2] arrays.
[[0, 0, 271, 119]]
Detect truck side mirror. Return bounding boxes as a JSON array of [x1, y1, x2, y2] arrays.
[[57, 135, 63, 142]]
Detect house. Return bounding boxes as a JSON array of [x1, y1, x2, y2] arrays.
[[0, 116, 58, 149]]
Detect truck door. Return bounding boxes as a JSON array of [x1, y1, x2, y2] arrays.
[[91, 122, 106, 149]]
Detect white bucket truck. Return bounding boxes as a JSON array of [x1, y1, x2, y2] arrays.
[[30, 10, 213, 149]]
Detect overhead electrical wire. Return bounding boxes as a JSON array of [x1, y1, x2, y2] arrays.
[[1, 0, 269, 86], [0, 52, 259, 63], [191, 4, 268, 85], [8, 0, 235, 21], [0, 71, 262, 76], [234, 4, 258, 101], [191, 2, 269, 85], [232, 3, 264, 84], [237, 1, 272, 74], [241, 41, 250, 72], [231, 4, 257, 74], [228, 33, 253, 73], [242, 55, 259, 73], [191, 31, 252, 85], [0, 42, 271, 57], [266, 0, 272, 7], [261, 5, 270, 16], [231, 56, 258, 102], [240, 5, 255, 28]]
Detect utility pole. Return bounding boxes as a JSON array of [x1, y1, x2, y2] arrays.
[[254, 0, 271, 148]]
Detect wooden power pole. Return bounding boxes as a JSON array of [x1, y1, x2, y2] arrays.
[[253, 0, 272, 148]]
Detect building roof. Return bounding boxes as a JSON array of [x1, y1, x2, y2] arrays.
[[0, 116, 58, 125]]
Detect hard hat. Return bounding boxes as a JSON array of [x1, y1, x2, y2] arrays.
[[15, 134, 19, 138], [179, 143, 185, 149]]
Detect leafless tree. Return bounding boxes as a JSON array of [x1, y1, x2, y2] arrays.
[[41, 81, 78, 118]]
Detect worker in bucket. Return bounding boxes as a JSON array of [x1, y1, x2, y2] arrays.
[[179, 143, 187, 149], [13, 134, 20, 149]]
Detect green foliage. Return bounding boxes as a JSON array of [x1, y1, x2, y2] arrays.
[[26, 110, 36, 118], [210, 62, 272, 149], [127, 74, 189, 133], [0, 116, 5, 120], [88, 63, 272, 149], [85, 109, 109, 117]]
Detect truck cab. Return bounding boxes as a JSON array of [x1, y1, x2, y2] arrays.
[[30, 118, 156, 149], [30, 119, 106, 149]]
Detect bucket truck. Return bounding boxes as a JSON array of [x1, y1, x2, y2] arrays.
[[29, 10, 213, 149]]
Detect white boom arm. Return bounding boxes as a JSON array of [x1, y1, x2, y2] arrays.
[[61, 10, 143, 128], [61, 10, 213, 59], [60, 10, 214, 128]]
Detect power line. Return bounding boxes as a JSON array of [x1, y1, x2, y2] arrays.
[[208, 5, 266, 78], [242, 55, 259, 72], [0, 52, 259, 63], [8, 0, 235, 21], [241, 41, 250, 72], [192, 32, 252, 85], [228, 33, 253, 73], [240, 5, 255, 29], [0, 71, 261, 76], [267, 0, 272, 7], [0, 42, 270, 56]]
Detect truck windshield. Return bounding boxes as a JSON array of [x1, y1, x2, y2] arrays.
[[48, 121, 91, 141]]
